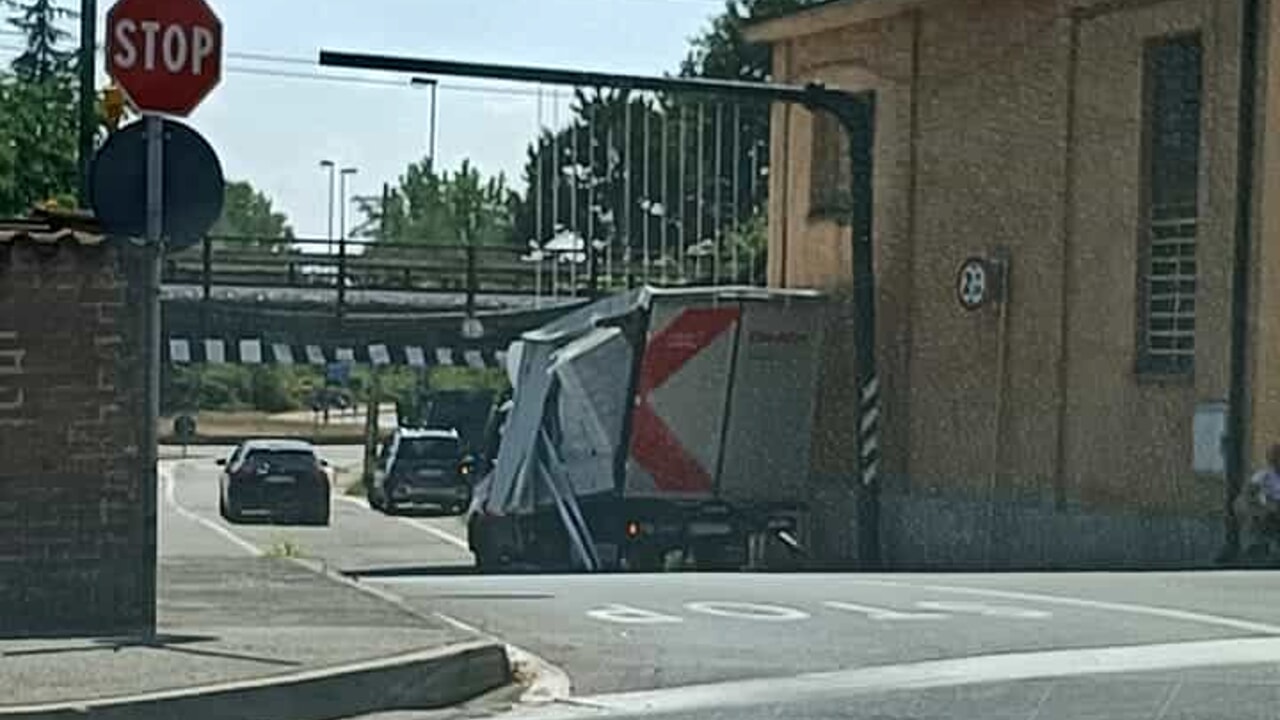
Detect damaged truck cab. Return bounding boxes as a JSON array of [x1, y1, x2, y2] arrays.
[[467, 286, 827, 572]]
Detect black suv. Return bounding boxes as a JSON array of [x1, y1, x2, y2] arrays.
[[368, 428, 473, 515]]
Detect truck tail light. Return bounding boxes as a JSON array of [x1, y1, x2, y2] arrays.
[[626, 521, 642, 538]]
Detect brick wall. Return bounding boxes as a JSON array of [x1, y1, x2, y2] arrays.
[[0, 235, 152, 637]]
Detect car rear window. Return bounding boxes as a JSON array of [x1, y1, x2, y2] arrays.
[[397, 438, 460, 462], [245, 449, 317, 472]]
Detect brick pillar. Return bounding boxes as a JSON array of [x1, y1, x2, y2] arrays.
[[0, 238, 151, 637]]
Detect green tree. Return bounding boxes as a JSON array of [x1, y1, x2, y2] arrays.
[[355, 158, 518, 248], [0, 0, 78, 215], [679, 0, 812, 82], [211, 180, 295, 242], [6, 0, 75, 82]]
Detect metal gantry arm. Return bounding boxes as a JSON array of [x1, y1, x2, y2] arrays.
[[319, 50, 882, 568]]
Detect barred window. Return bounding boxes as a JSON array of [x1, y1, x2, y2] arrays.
[[1139, 35, 1202, 374], [810, 110, 851, 218]]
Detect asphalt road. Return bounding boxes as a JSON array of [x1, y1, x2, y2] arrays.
[[162, 450, 1280, 719], [162, 447, 473, 572]]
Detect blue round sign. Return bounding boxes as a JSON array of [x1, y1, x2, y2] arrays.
[[90, 117, 225, 249]]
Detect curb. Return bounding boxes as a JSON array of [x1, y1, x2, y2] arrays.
[[0, 641, 511, 720]]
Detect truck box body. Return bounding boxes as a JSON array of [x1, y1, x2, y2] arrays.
[[469, 286, 826, 570]]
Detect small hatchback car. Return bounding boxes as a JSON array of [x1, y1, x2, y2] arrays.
[[217, 439, 331, 525]]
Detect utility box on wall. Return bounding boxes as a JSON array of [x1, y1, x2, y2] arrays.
[[1193, 401, 1227, 477], [0, 217, 152, 637]]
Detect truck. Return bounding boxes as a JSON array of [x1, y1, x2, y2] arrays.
[[466, 285, 828, 572]]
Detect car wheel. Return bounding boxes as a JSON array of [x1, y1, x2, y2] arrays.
[[220, 493, 243, 524], [378, 484, 399, 515]]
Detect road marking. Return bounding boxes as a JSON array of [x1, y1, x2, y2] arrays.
[[849, 579, 1280, 635], [571, 637, 1280, 716], [823, 600, 948, 621], [586, 604, 684, 625], [914, 600, 1051, 619], [684, 601, 809, 621], [160, 463, 263, 557], [333, 494, 472, 552]]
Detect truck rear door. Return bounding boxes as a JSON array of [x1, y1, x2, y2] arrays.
[[624, 295, 741, 500], [716, 298, 825, 505]]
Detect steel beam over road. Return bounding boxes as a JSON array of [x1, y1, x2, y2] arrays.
[[317, 50, 885, 568]]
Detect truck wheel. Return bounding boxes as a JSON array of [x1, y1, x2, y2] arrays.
[[623, 546, 662, 573]]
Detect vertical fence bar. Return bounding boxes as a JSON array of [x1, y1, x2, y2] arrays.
[[606, 122, 615, 286], [587, 101, 598, 295], [713, 102, 724, 285], [624, 97, 634, 287], [465, 243, 478, 318], [337, 231, 348, 318], [535, 86, 545, 303], [749, 137, 761, 284], [570, 99, 580, 295], [732, 104, 742, 283], [201, 235, 213, 302], [551, 88, 561, 296], [696, 102, 706, 280], [661, 105, 670, 285], [563, 95, 578, 294], [678, 104, 687, 283], [643, 95, 652, 282]]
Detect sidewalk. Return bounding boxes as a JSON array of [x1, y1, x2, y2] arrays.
[[0, 556, 510, 718]]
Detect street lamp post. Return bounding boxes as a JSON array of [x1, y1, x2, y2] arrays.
[[320, 160, 336, 254], [335, 167, 357, 317], [339, 167, 358, 241], [411, 77, 439, 172]]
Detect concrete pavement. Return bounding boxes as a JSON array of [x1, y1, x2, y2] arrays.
[[0, 450, 509, 718]]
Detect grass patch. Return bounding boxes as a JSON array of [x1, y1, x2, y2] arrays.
[[344, 476, 366, 497], [265, 538, 305, 559]]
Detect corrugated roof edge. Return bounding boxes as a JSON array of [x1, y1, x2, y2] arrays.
[[743, 0, 934, 44], [0, 206, 107, 246]]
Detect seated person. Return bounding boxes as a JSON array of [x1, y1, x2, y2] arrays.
[[1235, 444, 1280, 556]]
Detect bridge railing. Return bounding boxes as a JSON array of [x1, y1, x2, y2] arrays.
[[163, 234, 765, 312]]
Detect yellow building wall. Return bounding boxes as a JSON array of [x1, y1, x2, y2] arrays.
[[767, 0, 1243, 520]]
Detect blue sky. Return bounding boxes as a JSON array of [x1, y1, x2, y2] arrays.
[[6, 0, 724, 238]]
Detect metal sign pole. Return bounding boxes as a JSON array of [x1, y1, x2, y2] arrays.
[[141, 113, 164, 636]]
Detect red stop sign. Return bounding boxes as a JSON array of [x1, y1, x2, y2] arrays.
[[105, 0, 222, 116]]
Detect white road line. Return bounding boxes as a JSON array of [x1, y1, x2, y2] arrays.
[[566, 637, 1280, 716], [333, 494, 472, 552], [848, 578, 1280, 635], [160, 463, 263, 557]]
